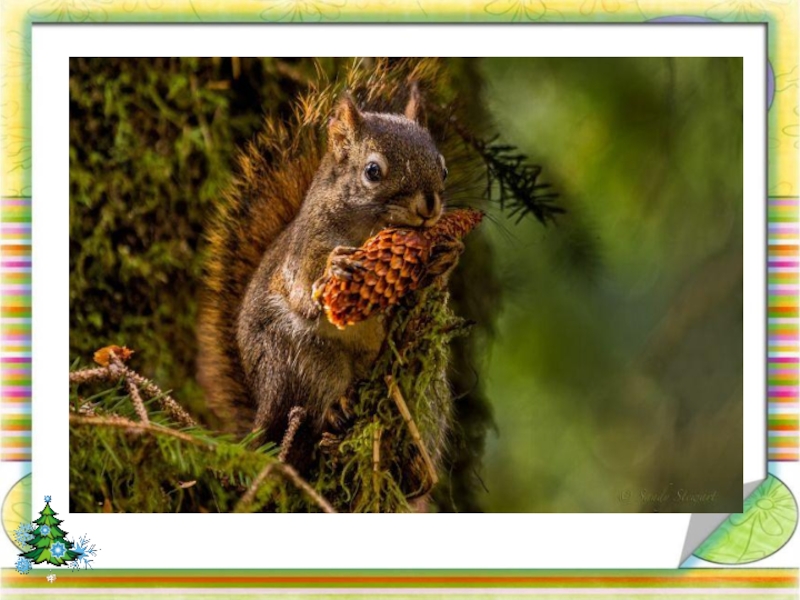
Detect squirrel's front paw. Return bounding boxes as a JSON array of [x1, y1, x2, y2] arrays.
[[327, 245, 365, 281], [322, 394, 355, 436], [312, 246, 363, 308], [426, 238, 465, 279]]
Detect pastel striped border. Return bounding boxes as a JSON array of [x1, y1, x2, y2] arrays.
[[768, 198, 799, 461], [2, 568, 798, 590], [1, 197, 31, 462], [0, 8, 796, 597]]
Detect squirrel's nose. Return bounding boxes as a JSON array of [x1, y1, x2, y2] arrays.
[[417, 192, 442, 221]]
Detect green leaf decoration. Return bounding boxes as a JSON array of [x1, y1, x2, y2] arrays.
[[694, 475, 798, 564]]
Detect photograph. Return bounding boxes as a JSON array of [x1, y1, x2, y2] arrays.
[[68, 55, 743, 514]]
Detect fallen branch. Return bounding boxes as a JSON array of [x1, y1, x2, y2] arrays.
[[372, 420, 382, 512], [110, 358, 197, 428], [124, 378, 149, 425], [69, 414, 203, 446], [69, 347, 197, 429], [235, 462, 336, 514], [385, 375, 439, 487]]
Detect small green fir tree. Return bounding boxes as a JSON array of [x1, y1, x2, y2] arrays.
[[20, 496, 79, 566]]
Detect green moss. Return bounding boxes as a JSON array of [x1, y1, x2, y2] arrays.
[[68, 374, 298, 513], [70, 289, 469, 514], [69, 58, 501, 511], [69, 58, 332, 422], [315, 288, 470, 513]]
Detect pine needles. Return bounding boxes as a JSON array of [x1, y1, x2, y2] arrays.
[[68, 359, 332, 513], [442, 116, 565, 226], [70, 284, 467, 514]]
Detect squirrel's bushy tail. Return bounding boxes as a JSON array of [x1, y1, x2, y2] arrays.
[[197, 58, 454, 432]]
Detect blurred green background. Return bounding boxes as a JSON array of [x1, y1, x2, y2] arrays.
[[479, 58, 742, 512], [70, 57, 743, 513]]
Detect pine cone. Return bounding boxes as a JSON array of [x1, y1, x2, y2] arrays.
[[314, 208, 484, 329]]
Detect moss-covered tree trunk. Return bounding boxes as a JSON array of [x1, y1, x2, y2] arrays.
[[70, 58, 501, 512]]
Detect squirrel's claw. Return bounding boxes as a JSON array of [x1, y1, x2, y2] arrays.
[[328, 245, 365, 281], [329, 245, 359, 257], [323, 395, 354, 433], [330, 261, 364, 281], [311, 245, 362, 306], [425, 238, 465, 279]]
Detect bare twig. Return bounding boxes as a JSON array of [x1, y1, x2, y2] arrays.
[[110, 359, 197, 428], [279, 406, 307, 463], [372, 420, 382, 512], [71, 414, 334, 512], [385, 375, 439, 487], [69, 414, 202, 446], [70, 349, 197, 429], [235, 462, 336, 514], [276, 464, 336, 513], [125, 379, 150, 425], [68, 367, 115, 385]]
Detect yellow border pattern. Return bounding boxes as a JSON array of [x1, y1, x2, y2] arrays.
[[0, 0, 798, 197]]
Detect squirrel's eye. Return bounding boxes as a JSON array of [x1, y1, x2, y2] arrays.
[[364, 162, 382, 183], [442, 166, 449, 181]]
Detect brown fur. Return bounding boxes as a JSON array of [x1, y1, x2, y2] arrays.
[[197, 59, 453, 470]]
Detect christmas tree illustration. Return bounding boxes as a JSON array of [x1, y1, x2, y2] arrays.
[[20, 496, 79, 566]]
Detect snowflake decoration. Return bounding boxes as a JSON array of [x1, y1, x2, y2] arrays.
[[47, 573, 56, 584], [68, 534, 99, 571], [44, 495, 51, 502], [40, 525, 51, 536], [14, 522, 34, 549], [15, 557, 32, 575], [50, 541, 66, 559]]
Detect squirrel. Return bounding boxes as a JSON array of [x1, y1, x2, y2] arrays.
[[197, 82, 460, 473]]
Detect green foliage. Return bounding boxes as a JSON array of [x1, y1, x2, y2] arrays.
[[69, 58, 504, 512], [69, 58, 339, 422], [316, 288, 469, 513], [480, 57, 743, 512], [68, 372, 300, 513], [70, 287, 469, 514]]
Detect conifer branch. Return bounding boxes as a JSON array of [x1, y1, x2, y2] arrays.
[[69, 414, 203, 446], [70, 348, 197, 429], [110, 359, 197, 428], [443, 112, 565, 225], [235, 462, 336, 514], [68, 367, 115, 385], [124, 378, 149, 425]]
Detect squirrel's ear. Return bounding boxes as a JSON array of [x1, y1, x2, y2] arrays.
[[404, 82, 427, 127], [328, 93, 362, 160]]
